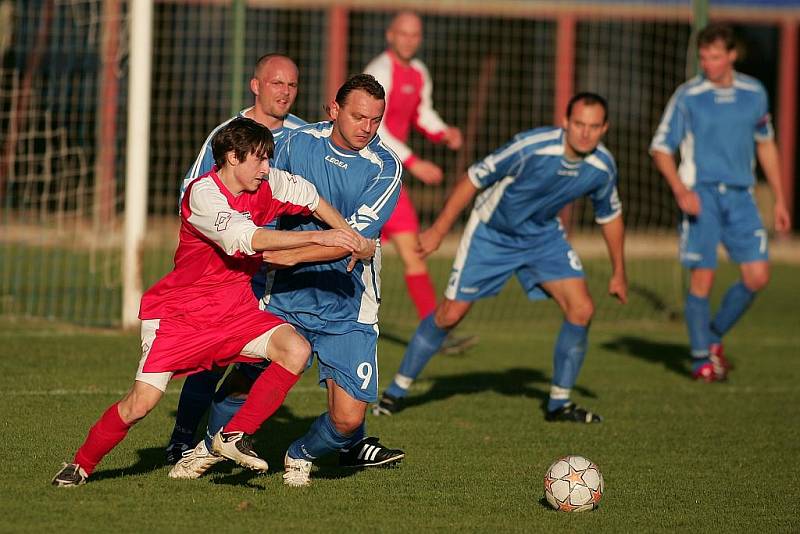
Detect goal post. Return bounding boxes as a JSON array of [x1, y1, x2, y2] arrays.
[[122, 0, 153, 329]]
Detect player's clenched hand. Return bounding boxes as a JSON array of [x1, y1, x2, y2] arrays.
[[417, 227, 445, 258], [773, 202, 791, 234], [608, 273, 628, 304], [315, 229, 362, 251], [409, 159, 444, 185], [444, 127, 463, 151], [351, 236, 376, 260], [675, 189, 701, 216]]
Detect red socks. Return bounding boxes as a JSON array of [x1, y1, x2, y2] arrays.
[[224, 363, 300, 435], [73, 402, 132, 475], [405, 272, 437, 319]]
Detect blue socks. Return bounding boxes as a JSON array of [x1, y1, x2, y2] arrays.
[[385, 313, 449, 399], [170, 369, 225, 446], [548, 320, 588, 412], [685, 293, 711, 365], [287, 412, 353, 461], [710, 282, 756, 344], [685, 282, 757, 371], [204, 393, 245, 449]]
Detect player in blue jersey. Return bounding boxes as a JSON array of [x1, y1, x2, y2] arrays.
[[264, 74, 405, 486], [650, 24, 791, 382], [166, 53, 307, 467], [373, 92, 628, 423]]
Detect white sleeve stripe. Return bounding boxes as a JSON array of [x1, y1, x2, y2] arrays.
[[365, 155, 402, 215], [650, 92, 680, 150], [493, 129, 561, 164], [413, 60, 448, 135], [467, 171, 482, 188], [266, 168, 320, 211]]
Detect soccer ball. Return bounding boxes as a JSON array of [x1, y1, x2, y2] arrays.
[[544, 455, 604, 512]]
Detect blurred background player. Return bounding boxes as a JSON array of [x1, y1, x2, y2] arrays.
[[52, 118, 368, 486], [364, 11, 475, 355], [650, 23, 791, 382], [166, 54, 306, 464], [264, 74, 404, 487], [374, 93, 627, 423]]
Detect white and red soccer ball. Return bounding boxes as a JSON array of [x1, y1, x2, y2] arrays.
[[544, 455, 604, 512]]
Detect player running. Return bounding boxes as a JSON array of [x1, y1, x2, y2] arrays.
[[52, 117, 371, 486], [374, 92, 627, 423]]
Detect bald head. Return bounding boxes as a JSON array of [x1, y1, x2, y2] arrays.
[[249, 54, 299, 129], [386, 11, 423, 63], [253, 54, 298, 80]]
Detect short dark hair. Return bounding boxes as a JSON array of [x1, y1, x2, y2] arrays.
[[566, 92, 608, 123], [253, 53, 297, 78], [211, 117, 274, 169], [697, 23, 736, 51], [335, 74, 385, 107]]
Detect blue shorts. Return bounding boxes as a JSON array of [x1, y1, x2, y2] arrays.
[[267, 308, 380, 402], [680, 184, 768, 269], [445, 214, 584, 302]]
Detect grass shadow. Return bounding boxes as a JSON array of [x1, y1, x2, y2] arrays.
[[601, 335, 690, 377], [399, 367, 597, 417], [91, 446, 166, 482]]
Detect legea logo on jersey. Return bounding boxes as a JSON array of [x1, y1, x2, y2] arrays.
[[325, 155, 348, 170], [714, 88, 736, 104], [215, 211, 232, 231], [558, 160, 580, 177]]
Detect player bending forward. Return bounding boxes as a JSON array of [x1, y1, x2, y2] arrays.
[[52, 117, 371, 486], [374, 92, 627, 423]]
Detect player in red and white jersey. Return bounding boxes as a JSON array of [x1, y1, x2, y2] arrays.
[[364, 11, 474, 353], [52, 117, 372, 487]]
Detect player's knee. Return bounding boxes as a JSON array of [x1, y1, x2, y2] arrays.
[[329, 411, 363, 436], [743, 269, 769, 292], [118, 395, 157, 424], [281, 334, 311, 374], [566, 299, 594, 326], [435, 304, 466, 329]]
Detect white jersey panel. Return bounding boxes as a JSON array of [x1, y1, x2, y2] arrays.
[[186, 177, 259, 256]]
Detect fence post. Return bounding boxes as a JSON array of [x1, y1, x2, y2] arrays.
[[554, 14, 576, 233], [325, 5, 348, 105], [778, 20, 797, 225], [94, 0, 120, 232], [230, 0, 246, 115]]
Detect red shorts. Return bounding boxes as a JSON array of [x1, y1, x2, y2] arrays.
[[381, 188, 420, 239], [139, 306, 286, 377]]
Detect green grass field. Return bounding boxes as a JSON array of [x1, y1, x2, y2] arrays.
[[1, 263, 798, 533]]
